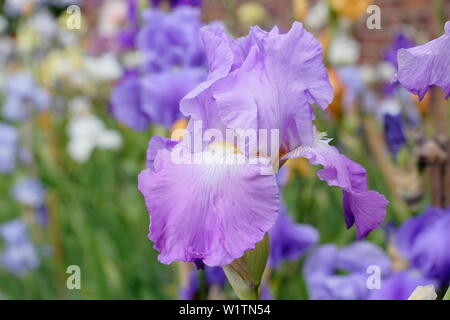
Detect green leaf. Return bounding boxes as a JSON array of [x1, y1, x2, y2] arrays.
[[444, 286, 450, 300], [223, 233, 270, 300]]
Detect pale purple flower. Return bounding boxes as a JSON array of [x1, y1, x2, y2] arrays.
[[182, 22, 388, 240], [2, 72, 51, 121], [138, 22, 387, 268], [140, 68, 205, 128], [304, 242, 391, 300], [368, 272, 436, 300], [397, 21, 450, 100], [110, 6, 207, 130], [0, 220, 39, 275], [0, 122, 19, 173], [396, 207, 450, 284], [269, 205, 319, 268], [110, 70, 151, 131], [137, 7, 206, 72], [12, 177, 46, 209]]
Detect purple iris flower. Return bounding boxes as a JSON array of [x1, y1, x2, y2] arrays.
[[383, 33, 415, 69], [397, 21, 450, 100], [0, 122, 19, 174], [12, 177, 46, 209], [396, 207, 450, 285], [110, 7, 207, 130], [2, 72, 51, 121], [0, 220, 39, 275], [138, 22, 387, 268], [368, 271, 436, 300], [383, 113, 406, 156], [304, 242, 391, 300], [151, 0, 202, 8], [269, 205, 319, 268], [117, 0, 140, 50], [205, 266, 227, 287], [137, 7, 206, 72], [110, 70, 151, 131], [182, 22, 388, 240], [179, 269, 200, 300]]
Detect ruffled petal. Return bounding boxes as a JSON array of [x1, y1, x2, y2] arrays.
[[397, 21, 450, 100], [211, 22, 333, 153], [146, 136, 179, 170], [283, 134, 388, 240], [138, 146, 280, 267]]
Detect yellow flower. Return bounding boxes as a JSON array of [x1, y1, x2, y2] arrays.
[[237, 2, 268, 29], [329, 0, 371, 20]]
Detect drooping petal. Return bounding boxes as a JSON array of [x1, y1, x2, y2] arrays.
[[397, 21, 450, 100], [283, 134, 388, 240], [138, 145, 280, 267]]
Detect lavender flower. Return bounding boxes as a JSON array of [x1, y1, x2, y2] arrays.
[[368, 272, 436, 300], [2, 72, 51, 121], [397, 21, 450, 100], [269, 205, 319, 268], [304, 242, 391, 300], [12, 177, 46, 209], [396, 207, 450, 284], [138, 22, 387, 268], [0, 220, 39, 275], [383, 33, 415, 70], [137, 7, 205, 72], [110, 70, 151, 131], [0, 122, 19, 173], [182, 22, 388, 240], [110, 6, 207, 130]]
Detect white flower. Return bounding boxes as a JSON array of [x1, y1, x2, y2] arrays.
[[67, 114, 122, 163], [85, 53, 122, 82], [329, 32, 361, 66], [305, 1, 329, 30]]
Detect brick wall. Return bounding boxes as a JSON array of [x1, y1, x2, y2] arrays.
[[355, 0, 450, 64], [202, 0, 450, 64]]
